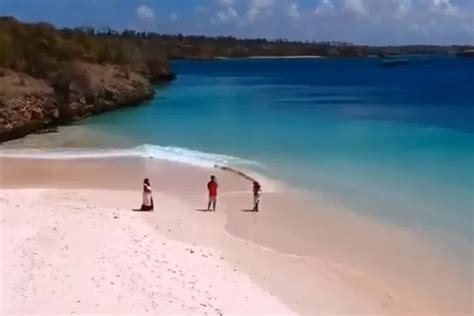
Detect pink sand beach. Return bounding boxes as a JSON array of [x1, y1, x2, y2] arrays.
[[1, 157, 471, 315]]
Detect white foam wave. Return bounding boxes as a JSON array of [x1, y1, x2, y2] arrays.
[[0, 144, 261, 169]]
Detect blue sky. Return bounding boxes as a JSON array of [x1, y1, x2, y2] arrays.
[[1, 0, 473, 45]]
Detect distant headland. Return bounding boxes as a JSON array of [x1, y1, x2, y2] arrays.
[[1, 16, 473, 142], [0, 17, 175, 142]]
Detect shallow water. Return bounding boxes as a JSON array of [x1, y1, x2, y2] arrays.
[[3, 57, 474, 246]]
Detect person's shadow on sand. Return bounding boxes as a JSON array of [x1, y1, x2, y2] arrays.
[[195, 209, 210, 212], [132, 209, 153, 212], [241, 209, 257, 212]]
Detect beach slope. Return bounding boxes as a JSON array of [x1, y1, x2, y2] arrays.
[[0, 188, 293, 314]]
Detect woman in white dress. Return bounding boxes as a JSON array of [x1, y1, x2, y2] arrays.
[[141, 178, 154, 211]]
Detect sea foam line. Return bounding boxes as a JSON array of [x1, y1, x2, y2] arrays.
[[0, 144, 261, 169]]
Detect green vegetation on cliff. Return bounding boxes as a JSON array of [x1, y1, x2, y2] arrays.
[[0, 17, 168, 142], [0, 17, 173, 82], [2, 16, 471, 73]]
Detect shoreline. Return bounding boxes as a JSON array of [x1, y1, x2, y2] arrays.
[[0, 64, 176, 143], [1, 157, 471, 314], [216, 55, 325, 60]]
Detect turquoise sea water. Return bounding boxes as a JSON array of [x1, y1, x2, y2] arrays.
[[6, 57, 474, 244]]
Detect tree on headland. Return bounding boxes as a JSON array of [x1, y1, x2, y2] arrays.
[[0, 17, 173, 81], [0, 31, 14, 67], [1, 16, 472, 82]]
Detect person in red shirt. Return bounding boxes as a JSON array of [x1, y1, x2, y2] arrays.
[[207, 175, 218, 212]]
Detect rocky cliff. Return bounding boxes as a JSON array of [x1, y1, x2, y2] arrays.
[[0, 63, 157, 142]]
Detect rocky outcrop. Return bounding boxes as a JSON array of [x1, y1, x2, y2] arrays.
[[0, 63, 158, 142], [0, 70, 60, 141], [132, 61, 177, 82], [52, 63, 155, 122]]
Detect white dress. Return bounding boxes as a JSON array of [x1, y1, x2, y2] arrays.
[[142, 184, 153, 208]]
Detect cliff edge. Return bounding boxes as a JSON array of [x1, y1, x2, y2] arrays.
[[0, 17, 175, 142], [0, 63, 155, 142]]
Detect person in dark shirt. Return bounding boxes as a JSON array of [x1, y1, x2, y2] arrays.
[[252, 181, 261, 212]]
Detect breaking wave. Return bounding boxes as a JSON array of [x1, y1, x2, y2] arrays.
[[0, 144, 262, 169]]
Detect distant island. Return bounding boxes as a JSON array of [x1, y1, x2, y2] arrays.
[[1, 16, 473, 142], [95, 28, 473, 60], [456, 49, 474, 57]]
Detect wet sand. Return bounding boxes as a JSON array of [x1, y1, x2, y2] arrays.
[[1, 157, 472, 315]]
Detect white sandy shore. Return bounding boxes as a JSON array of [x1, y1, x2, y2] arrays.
[[246, 56, 325, 59], [1, 157, 472, 315], [1, 188, 293, 315]]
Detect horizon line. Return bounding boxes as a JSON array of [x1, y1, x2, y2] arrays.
[[2, 15, 474, 48]]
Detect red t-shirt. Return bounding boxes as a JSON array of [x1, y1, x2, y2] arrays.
[[208, 181, 218, 197]]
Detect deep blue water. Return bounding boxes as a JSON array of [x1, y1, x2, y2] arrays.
[[76, 57, 473, 241]]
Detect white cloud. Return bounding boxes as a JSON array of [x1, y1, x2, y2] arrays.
[[344, 0, 366, 15], [394, 0, 412, 19], [430, 0, 458, 17], [136, 5, 155, 23], [288, 2, 300, 19], [217, 6, 239, 22], [246, 7, 260, 21], [217, 11, 228, 21], [246, 0, 274, 21], [217, 0, 234, 5], [315, 0, 335, 15], [228, 6, 238, 18], [202, 0, 473, 44]]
